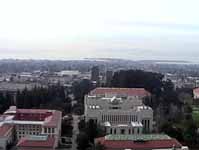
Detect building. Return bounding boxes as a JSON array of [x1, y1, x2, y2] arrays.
[[0, 123, 14, 150], [57, 70, 80, 77], [193, 87, 199, 99], [84, 88, 153, 135], [91, 66, 99, 83], [95, 134, 189, 150], [0, 106, 62, 149]]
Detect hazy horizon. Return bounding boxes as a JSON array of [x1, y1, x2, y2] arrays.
[[1, 0, 199, 61]]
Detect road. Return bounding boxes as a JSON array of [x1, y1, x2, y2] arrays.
[[71, 115, 80, 150]]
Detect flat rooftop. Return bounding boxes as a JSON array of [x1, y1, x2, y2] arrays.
[[105, 134, 171, 141], [90, 88, 151, 97]]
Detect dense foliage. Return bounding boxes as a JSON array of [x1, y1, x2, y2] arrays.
[[16, 85, 71, 115], [111, 70, 164, 95], [72, 79, 94, 103], [111, 70, 182, 109], [110, 69, 199, 147], [72, 79, 94, 115], [0, 92, 13, 113], [77, 119, 106, 150]]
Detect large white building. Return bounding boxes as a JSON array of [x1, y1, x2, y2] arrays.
[[84, 88, 153, 135]]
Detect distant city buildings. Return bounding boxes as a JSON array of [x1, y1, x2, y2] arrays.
[[164, 73, 199, 89], [84, 88, 153, 135], [56, 70, 80, 77], [0, 69, 91, 90], [105, 70, 113, 86], [91, 66, 100, 84], [0, 106, 62, 150]]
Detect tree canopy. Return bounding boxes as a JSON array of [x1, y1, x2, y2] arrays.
[[16, 84, 71, 115]]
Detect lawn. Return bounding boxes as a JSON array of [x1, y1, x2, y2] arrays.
[[192, 106, 199, 126]]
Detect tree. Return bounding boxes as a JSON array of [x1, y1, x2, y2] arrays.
[[85, 119, 98, 143], [160, 122, 184, 141], [76, 132, 90, 150], [79, 119, 106, 144], [72, 79, 93, 103], [95, 143, 105, 150], [0, 92, 12, 113], [111, 70, 164, 96], [111, 70, 184, 122], [183, 121, 198, 144], [15, 84, 71, 114]]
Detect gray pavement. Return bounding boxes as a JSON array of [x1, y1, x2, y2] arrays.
[[71, 115, 80, 150]]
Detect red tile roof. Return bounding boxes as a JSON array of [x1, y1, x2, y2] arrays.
[[17, 109, 51, 114], [96, 137, 182, 150], [0, 124, 14, 137], [14, 109, 52, 121], [90, 88, 151, 97], [44, 110, 62, 127], [4, 106, 62, 127], [17, 136, 55, 148]]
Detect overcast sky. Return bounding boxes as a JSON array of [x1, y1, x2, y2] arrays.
[[0, 0, 199, 60]]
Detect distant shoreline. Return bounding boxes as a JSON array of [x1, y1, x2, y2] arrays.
[[0, 57, 198, 65]]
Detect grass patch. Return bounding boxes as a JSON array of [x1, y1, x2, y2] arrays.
[[192, 105, 199, 127]]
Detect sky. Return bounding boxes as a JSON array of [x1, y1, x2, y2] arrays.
[[0, 0, 199, 61]]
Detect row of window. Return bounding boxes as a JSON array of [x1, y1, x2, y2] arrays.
[[44, 127, 55, 134], [109, 128, 141, 135], [17, 125, 40, 129], [142, 119, 150, 132], [18, 131, 40, 136], [102, 114, 138, 122], [17, 128, 40, 132], [99, 94, 142, 99], [17, 125, 40, 132]]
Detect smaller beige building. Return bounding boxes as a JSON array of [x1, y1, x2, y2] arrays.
[[0, 106, 62, 149]]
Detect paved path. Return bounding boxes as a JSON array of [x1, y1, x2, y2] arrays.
[[71, 115, 80, 150]]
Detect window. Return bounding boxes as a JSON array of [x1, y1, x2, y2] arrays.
[[132, 128, 134, 134], [109, 106, 121, 109], [110, 128, 112, 134], [147, 120, 150, 131], [52, 128, 55, 133], [137, 128, 139, 134], [120, 129, 125, 134], [44, 128, 47, 133], [114, 129, 116, 134], [48, 128, 51, 133]]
